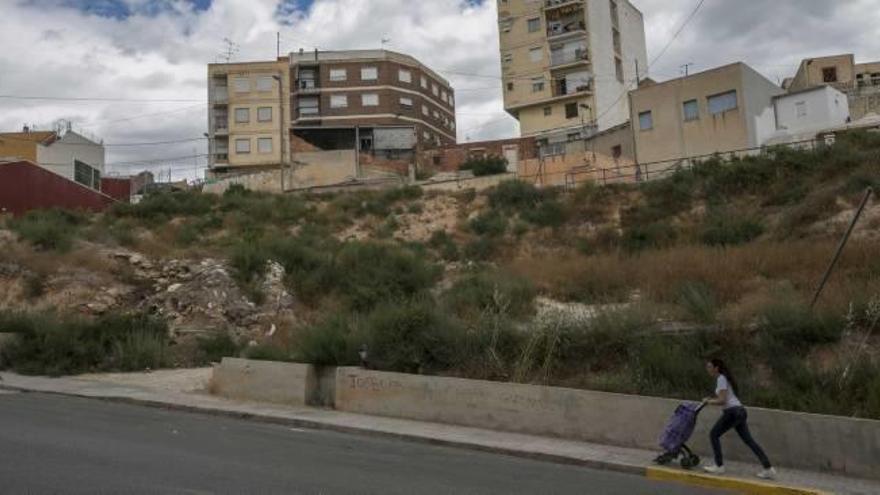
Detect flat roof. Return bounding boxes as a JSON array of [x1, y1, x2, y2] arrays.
[[288, 49, 452, 87]]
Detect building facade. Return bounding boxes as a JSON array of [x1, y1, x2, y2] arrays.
[[497, 0, 647, 144], [785, 54, 880, 121], [0, 128, 105, 190], [207, 50, 455, 178], [208, 58, 291, 175], [767, 85, 850, 144], [630, 63, 784, 165]]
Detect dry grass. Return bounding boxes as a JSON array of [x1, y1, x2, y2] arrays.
[[507, 239, 880, 316]]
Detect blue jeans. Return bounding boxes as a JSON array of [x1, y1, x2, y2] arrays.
[[710, 406, 772, 468]]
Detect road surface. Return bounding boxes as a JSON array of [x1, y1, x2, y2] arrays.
[[0, 391, 723, 494]]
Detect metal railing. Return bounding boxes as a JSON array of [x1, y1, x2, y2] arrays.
[[550, 49, 589, 67], [547, 20, 586, 38]]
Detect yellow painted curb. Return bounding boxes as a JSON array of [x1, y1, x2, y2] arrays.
[[645, 467, 831, 495]]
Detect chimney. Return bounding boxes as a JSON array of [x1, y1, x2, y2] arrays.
[[22, 125, 30, 133]]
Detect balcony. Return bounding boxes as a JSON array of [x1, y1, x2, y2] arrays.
[[550, 48, 589, 68], [298, 107, 320, 119], [214, 153, 229, 164], [552, 77, 592, 98], [296, 79, 319, 93], [544, 0, 582, 10], [546, 19, 587, 40], [213, 87, 228, 104]]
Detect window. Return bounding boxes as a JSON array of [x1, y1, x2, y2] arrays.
[[507, 82, 514, 92], [823, 67, 838, 83], [432, 83, 439, 96], [543, 106, 552, 116], [502, 53, 513, 65], [233, 77, 249, 93], [529, 47, 543, 62], [611, 145, 622, 159], [234, 108, 250, 123], [682, 99, 699, 122], [258, 138, 273, 154], [400, 97, 413, 107], [361, 67, 378, 80], [567, 132, 581, 141], [74, 160, 99, 189], [421, 76, 428, 89], [565, 102, 578, 119], [441, 90, 447, 102], [527, 18, 540, 33], [639, 110, 653, 130], [362, 93, 379, 106], [235, 138, 251, 154], [330, 95, 348, 108], [433, 110, 440, 119], [399, 69, 412, 83], [299, 97, 319, 116], [449, 94, 454, 106], [615, 58, 624, 83], [329, 68, 347, 81], [257, 107, 273, 122], [532, 78, 545, 92], [423, 105, 429, 116], [796, 101, 808, 118], [256, 76, 274, 92], [708, 90, 738, 115]]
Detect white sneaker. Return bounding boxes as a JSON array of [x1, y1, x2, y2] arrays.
[[703, 465, 726, 475], [757, 467, 777, 480]]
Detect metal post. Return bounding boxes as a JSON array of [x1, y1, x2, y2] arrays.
[[811, 187, 874, 309], [354, 126, 360, 178], [274, 72, 286, 192]]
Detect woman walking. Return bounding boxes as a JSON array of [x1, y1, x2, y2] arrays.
[[701, 358, 777, 480]]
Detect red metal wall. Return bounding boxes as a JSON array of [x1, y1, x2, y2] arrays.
[[100, 177, 132, 203], [0, 161, 117, 216]]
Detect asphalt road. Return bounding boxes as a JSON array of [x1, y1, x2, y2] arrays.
[[0, 391, 722, 495]]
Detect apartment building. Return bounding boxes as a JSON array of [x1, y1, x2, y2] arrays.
[[207, 50, 455, 178], [630, 63, 784, 165], [497, 0, 647, 145], [207, 58, 290, 175], [784, 54, 880, 120], [290, 49, 456, 153]]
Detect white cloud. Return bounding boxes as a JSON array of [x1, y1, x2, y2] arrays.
[[0, 0, 877, 180]]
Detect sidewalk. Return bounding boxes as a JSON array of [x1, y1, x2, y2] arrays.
[[1, 369, 878, 495]]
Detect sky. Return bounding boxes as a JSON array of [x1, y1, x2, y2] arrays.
[[0, 0, 878, 180]]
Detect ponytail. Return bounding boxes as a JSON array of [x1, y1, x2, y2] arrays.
[[710, 358, 738, 394]]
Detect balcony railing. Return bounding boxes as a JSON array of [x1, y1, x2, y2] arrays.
[[547, 20, 587, 39], [297, 79, 319, 91], [298, 108, 320, 118], [553, 79, 592, 97], [213, 88, 228, 103], [550, 48, 589, 67], [544, 0, 580, 9]]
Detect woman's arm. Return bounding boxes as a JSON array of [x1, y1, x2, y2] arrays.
[[702, 388, 728, 406]]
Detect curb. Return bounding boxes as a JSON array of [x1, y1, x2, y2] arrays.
[[0, 384, 831, 494], [646, 466, 831, 495]]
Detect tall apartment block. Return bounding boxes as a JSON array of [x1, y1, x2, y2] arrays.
[[497, 0, 647, 145], [207, 50, 456, 177]]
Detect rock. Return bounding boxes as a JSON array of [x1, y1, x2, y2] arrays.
[[166, 283, 183, 293]]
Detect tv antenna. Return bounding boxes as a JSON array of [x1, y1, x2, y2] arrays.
[[219, 38, 240, 63], [681, 62, 695, 77], [381, 37, 391, 48]]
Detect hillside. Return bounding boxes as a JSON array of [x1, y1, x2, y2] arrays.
[[1, 131, 879, 419]]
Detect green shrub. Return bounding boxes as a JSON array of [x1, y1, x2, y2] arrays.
[[334, 242, 440, 311], [621, 221, 677, 252], [229, 240, 268, 284], [294, 314, 359, 366], [269, 235, 338, 306], [9, 209, 84, 251], [443, 269, 536, 319], [459, 155, 508, 177], [469, 210, 507, 237], [757, 297, 844, 354], [489, 180, 544, 211], [700, 210, 764, 246], [463, 236, 499, 261], [22, 272, 47, 300], [113, 190, 215, 223], [677, 282, 719, 324], [0, 311, 169, 376], [628, 334, 711, 398], [522, 199, 567, 228], [196, 331, 242, 363], [428, 230, 460, 261]]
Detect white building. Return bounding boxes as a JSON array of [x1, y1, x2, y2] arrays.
[[765, 85, 851, 145], [38, 130, 106, 189]]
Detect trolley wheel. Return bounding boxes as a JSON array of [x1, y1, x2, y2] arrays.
[[680, 454, 701, 470], [653, 453, 674, 465]]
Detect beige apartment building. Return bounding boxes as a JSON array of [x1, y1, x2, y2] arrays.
[[497, 0, 647, 145], [208, 58, 290, 175], [630, 63, 784, 166], [784, 54, 880, 120]]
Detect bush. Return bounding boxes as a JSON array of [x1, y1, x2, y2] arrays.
[[428, 230, 460, 261], [459, 156, 508, 177], [294, 314, 359, 366], [469, 210, 507, 237], [464, 237, 499, 261], [700, 210, 764, 246], [443, 269, 536, 319], [0, 311, 169, 376], [489, 180, 544, 211], [112, 190, 215, 223], [621, 221, 677, 252], [334, 242, 440, 311], [522, 199, 567, 228], [196, 331, 242, 363], [757, 297, 844, 354], [677, 282, 719, 324], [9, 209, 84, 251], [229, 240, 268, 284]]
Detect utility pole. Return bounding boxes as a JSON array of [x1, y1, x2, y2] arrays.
[[630, 60, 641, 181], [273, 73, 286, 192]]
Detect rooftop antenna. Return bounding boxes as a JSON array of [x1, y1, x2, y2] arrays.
[[220, 38, 240, 63], [681, 62, 694, 77], [381, 37, 391, 49]]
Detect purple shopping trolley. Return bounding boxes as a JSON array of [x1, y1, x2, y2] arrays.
[[653, 402, 706, 469]]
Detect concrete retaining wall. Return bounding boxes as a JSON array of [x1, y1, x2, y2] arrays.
[[334, 367, 880, 479], [417, 173, 515, 192], [210, 358, 316, 406]]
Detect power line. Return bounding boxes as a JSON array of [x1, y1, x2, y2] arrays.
[[0, 95, 202, 103], [0, 133, 206, 147], [648, 0, 707, 70]]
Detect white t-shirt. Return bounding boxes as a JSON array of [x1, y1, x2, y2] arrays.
[[716, 375, 742, 409]]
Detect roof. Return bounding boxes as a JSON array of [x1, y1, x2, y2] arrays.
[[0, 131, 58, 145], [288, 49, 452, 87], [775, 84, 845, 99]]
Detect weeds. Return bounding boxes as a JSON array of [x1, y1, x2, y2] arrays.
[[9, 209, 84, 251]]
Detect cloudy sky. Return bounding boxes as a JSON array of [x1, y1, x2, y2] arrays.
[[1, 0, 878, 179]]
